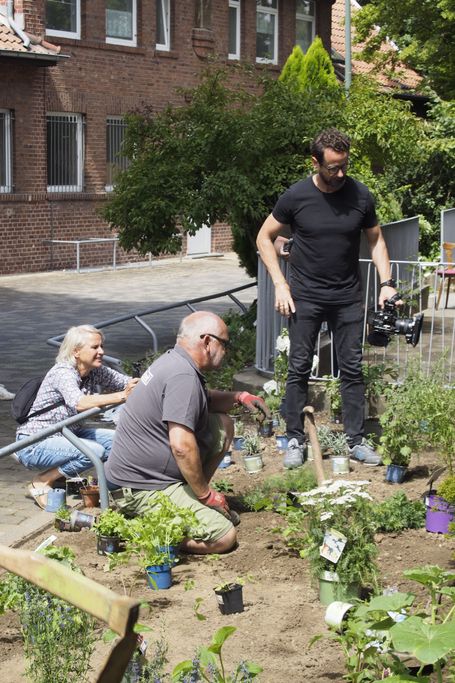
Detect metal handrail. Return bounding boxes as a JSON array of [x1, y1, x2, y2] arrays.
[[46, 282, 257, 369], [0, 407, 110, 509]]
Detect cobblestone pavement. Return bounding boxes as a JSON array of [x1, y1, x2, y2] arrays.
[[0, 255, 256, 547]]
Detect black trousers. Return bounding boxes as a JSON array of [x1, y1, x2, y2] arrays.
[[286, 299, 365, 446]]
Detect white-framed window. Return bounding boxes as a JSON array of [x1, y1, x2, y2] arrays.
[[106, 117, 129, 191], [228, 0, 240, 60], [256, 0, 278, 64], [47, 113, 84, 193], [156, 0, 170, 50], [0, 110, 13, 193], [46, 0, 81, 40], [106, 0, 137, 46], [296, 0, 315, 54]]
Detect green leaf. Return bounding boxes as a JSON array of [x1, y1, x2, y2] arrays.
[[390, 615, 455, 664], [208, 626, 236, 654], [171, 659, 193, 680], [356, 592, 415, 615]]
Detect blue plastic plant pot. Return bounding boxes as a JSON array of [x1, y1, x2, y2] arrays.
[[275, 435, 289, 451], [145, 564, 172, 590], [385, 464, 407, 484], [45, 488, 67, 512], [158, 545, 179, 566], [218, 452, 232, 469], [233, 436, 245, 451]]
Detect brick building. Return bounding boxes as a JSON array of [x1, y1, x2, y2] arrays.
[[0, 1, 337, 275]]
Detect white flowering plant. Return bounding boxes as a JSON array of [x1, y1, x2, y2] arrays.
[[282, 480, 379, 592]]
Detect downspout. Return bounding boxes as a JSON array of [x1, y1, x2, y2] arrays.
[[344, 0, 352, 95], [6, 1, 14, 19]]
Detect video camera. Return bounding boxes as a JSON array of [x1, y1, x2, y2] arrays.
[[367, 293, 424, 348]]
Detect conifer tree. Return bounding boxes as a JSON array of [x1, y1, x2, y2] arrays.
[[279, 45, 305, 87], [299, 36, 339, 92]]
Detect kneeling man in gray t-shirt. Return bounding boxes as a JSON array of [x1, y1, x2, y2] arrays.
[[105, 310, 268, 554]]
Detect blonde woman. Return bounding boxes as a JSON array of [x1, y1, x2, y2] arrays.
[[16, 325, 138, 509]]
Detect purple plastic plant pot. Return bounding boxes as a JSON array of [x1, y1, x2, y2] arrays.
[[425, 493, 455, 534]]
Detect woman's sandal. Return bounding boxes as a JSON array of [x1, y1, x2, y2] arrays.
[[26, 483, 50, 510]]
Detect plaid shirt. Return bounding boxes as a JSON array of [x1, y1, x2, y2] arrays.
[[17, 362, 128, 436]]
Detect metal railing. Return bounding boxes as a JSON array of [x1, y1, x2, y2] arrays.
[[0, 408, 110, 509], [47, 282, 257, 369], [256, 257, 455, 385]]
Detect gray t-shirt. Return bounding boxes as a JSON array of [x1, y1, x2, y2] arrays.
[[17, 363, 128, 436], [105, 345, 211, 490]]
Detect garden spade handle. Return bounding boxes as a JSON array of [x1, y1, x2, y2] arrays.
[[303, 406, 326, 486]]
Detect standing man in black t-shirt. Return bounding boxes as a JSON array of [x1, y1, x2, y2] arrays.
[[257, 128, 399, 468]]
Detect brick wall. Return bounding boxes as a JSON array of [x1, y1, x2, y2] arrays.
[[0, 1, 334, 275]]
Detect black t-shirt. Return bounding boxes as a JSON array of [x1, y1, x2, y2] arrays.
[[272, 175, 378, 304]]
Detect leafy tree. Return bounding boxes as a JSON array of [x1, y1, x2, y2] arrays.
[[103, 66, 340, 277], [353, 0, 455, 99]]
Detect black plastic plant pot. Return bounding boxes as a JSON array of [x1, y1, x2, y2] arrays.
[[66, 477, 88, 496], [97, 534, 124, 555], [214, 583, 244, 615], [54, 518, 74, 532], [258, 420, 274, 438]]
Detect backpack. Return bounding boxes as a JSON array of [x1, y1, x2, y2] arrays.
[[11, 376, 65, 425]]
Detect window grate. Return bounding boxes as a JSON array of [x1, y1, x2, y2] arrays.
[[47, 113, 84, 192], [106, 117, 129, 190]]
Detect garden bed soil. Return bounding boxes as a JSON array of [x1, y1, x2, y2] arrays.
[[0, 420, 454, 682]]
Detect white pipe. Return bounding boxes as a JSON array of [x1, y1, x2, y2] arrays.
[[7, 0, 13, 19]]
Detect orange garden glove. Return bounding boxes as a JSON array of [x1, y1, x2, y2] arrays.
[[198, 489, 230, 516], [235, 391, 270, 421]]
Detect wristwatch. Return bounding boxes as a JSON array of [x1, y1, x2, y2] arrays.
[[379, 279, 396, 288]]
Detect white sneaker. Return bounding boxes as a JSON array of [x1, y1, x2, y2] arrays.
[[283, 438, 304, 469]]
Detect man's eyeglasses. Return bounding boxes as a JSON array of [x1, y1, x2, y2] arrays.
[[320, 161, 349, 176], [200, 333, 230, 350]]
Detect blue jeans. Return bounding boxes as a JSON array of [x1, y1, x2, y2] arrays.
[[17, 428, 115, 478], [286, 299, 365, 446]]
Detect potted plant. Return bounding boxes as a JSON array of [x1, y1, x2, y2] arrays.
[[118, 493, 201, 581], [275, 417, 288, 451], [379, 369, 434, 484], [323, 376, 342, 423], [79, 477, 100, 507], [92, 508, 130, 555], [232, 419, 246, 451], [362, 360, 397, 419], [54, 505, 73, 532], [242, 434, 263, 473], [425, 377, 455, 532], [214, 578, 245, 615], [325, 431, 350, 475], [283, 480, 378, 605]]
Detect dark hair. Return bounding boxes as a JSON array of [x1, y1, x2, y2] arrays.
[[311, 128, 351, 163]]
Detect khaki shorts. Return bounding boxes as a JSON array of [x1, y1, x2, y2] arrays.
[[110, 414, 232, 543]]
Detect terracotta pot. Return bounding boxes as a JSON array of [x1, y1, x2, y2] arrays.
[[80, 485, 100, 508]]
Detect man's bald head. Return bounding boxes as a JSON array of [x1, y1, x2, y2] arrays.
[[177, 311, 226, 350]]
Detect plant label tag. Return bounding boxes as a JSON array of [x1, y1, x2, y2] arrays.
[[320, 528, 347, 564]]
